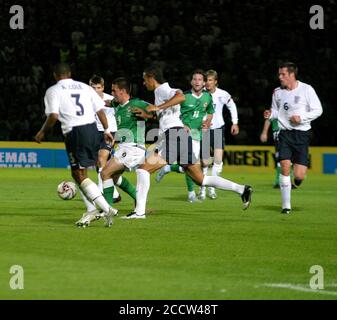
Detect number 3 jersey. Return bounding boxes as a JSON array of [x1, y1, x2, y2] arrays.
[[180, 90, 214, 141], [270, 81, 323, 131], [44, 78, 105, 135]]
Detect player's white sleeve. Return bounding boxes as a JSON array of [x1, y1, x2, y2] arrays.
[[44, 88, 60, 115], [90, 87, 105, 112], [301, 86, 323, 124], [270, 92, 279, 120], [168, 88, 181, 100], [225, 98, 238, 125]]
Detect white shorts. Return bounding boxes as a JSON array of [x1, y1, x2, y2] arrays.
[[114, 144, 146, 171]]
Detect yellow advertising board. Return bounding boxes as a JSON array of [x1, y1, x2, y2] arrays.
[[221, 145, 337, 174], [0, 142, 337, 174]]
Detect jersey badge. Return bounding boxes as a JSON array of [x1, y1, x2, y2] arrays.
[[294, 96, 300, 104]]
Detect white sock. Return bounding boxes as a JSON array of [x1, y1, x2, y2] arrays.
[[178, 166, 185, 173], [164, 165, 171, 173], [80, 178, 110, 213], [115, 176, 123, 186], [188, 191, 196, 198], [200, 166, 208, 194], [79, 189, 96, 212], [212, 162, 223, 176], [103, 178, 115, 189], [113, 185, 120, 199], [280, 174, 291, 209], [97, 168, 103, 193], [209, 162, 222, 193], [202, 176, 245, 195], [135, 169, 150, 215]]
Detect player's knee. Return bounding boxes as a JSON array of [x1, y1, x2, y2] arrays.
[[100, 168, 110, 181]]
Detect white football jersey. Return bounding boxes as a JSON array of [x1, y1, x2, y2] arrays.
[[44, 78, 105, 134], [154, 82, 184, 132], [95, 92, 117, 132], [270, 81, 323, 131], [210, 87, 238, 129]]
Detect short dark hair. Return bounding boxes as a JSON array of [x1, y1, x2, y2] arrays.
[[191, 69, 206, 81], [278, 62, 298, 77], [143, 66, 164, 84], [112, 77, 131, 94], [53, 63, 71, 76], [89, 75, 104, 86]]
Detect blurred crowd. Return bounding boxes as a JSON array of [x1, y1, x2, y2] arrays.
[[1, 0, 336, 144]]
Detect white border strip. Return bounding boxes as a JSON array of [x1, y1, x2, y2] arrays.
[[258, 283, 337, 296]]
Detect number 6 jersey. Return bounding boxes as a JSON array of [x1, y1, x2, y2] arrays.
[[44, 78, 105, 135], [270, 81, 323, 131]]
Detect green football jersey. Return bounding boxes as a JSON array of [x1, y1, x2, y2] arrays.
[[180, 90, 214, 140], [114, 97, 149, 145]]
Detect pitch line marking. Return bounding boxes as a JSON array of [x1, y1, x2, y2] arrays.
[[257, 283, 337, 296]]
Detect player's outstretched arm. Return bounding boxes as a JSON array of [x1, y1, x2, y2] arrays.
[[146, 91, 185, 112], [132, 107, 154, 119]]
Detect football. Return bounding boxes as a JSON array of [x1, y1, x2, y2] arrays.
[[57, 181, 77, 200]]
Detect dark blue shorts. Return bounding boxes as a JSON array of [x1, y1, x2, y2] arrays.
[[98, 131, 116, 152], [278, 130, 311, 166], [160, 127, 197, 168], [65, 122, 100, 169]]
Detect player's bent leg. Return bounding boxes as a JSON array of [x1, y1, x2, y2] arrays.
[[198, 164, 208, 200], [79, 189, 97, 212], [184, 173, 200, 203], [208, 148, 224, 199], [114, 175, 136, 201], [127, 155, 167, 219], [79, 178, 118, 227], [101, 158, 124, 205], [186, 164, 253, 210], [293, 164, 307, 187], [213, 148, 223, 169], [155, 164, 171, 182], [75, 168, 118, 227], [97, 149, 111, 192], [141, 153, 167, 174]]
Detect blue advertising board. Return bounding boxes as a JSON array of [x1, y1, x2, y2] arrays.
[[0, 148, 69, 168]]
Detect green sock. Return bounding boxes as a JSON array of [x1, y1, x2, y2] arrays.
[[185, 174, 195, 192], [170, 164, 181, 173], [103, 186, 115, 205], [275, 165, 281, 185], [118, 177, 136, 200]]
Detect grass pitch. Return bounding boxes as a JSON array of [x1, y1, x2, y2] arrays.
[[0, 168, 336, 300]]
